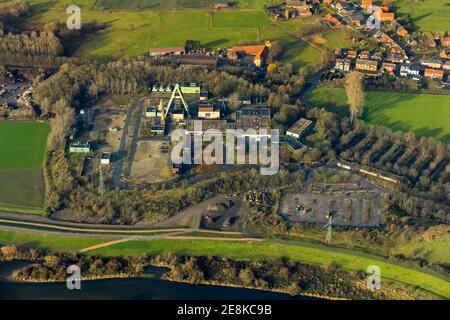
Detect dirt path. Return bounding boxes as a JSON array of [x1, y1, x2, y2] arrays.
[[79, 238, 133, 253]]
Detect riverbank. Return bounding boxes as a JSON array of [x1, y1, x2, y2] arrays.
[[0, 261, 302, 300]]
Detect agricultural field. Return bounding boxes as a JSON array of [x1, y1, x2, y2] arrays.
[[0, 121, 50, 212], [393, 0, 450, 33], [305, 87, 450, 144]]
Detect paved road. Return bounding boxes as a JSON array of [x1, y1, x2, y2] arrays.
[[111, 99, 137, 185], [124, 101, 145, 178]]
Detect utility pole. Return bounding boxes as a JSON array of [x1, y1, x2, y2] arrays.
[[98, 164, 105, 195], [325, 212, 334, 244]]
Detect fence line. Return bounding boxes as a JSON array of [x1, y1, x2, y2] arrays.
[[0, 202, 43, 210]]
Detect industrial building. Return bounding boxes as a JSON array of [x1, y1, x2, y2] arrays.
[[69, 142, 91, 154], [148, 47, 185, 57], [286, 118, 314, 140]]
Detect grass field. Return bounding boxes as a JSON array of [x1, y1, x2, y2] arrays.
[[20, 0, 322, 70], [1, 229, 448, 298], [94, 0, 283, 10], [0, 121, 50, 210], [393, 0, 450, 33], [392, 232, 450, 265], [58, 237, 450, 298], [305, 87, 450, 144], [0, 229, 108, 252]]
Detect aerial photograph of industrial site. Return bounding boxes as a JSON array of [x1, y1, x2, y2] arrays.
[[0, 0, 448, 312]]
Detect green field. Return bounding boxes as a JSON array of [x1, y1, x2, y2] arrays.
[[392, 232, 450, 265], [305, 87, 450, 144], [0, 229, 108, 252], [94, 0, 282, 10], [0, 121, 50, 210], [20, 0, 322, 69], [393, 0, 450, 33], [1, 228, 447, 298]]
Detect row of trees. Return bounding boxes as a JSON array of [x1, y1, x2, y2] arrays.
[[155, 254, 388, 299], [0, 31, 63, 56]]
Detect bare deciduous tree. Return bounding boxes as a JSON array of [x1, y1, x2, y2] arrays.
[[345, 71, 365, 123]]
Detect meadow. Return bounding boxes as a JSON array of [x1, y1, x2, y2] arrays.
[[0, 121, 50, 211], [0, 229, 108, 252], [1, 228, 446, 298], [393, 0, 450, 33], [305, 87, 450, 143], [94, 0, 284, 10], [20, 0, 322, 70]]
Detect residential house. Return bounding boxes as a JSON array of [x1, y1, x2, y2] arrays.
[[347, 50, 357, 59], [372, 52, 383, 61], [335, 58, 352, 71], [355, 59, 378, 72], [441, 37, 450, 47], [361, 0, 372, 10], [396, 25, 409, 37], [325, 14, 343, 29], [439, 49, 449, 60], [378, 11, 394, 22], [421, 59, 443, 69], [381, 62, 397, 74], [424, 68, 444, 80], [359, 50, 370, 59], [231, 43, 270, 67], [386, 52, 404, 64], [344, 12, 365, 26], [400, 64, 421, 79], [375, 32, 405, 55], [336, 2, 355, 15]]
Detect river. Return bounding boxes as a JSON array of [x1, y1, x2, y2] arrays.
[[0, 261, 307, 300]]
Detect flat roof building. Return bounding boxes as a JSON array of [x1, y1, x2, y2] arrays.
[[148, 47, 185, 57], [101, 152, 112, 165], [235, 107, 271, 132], [286, 118, 314, 140], [69, 142, 91, 154]]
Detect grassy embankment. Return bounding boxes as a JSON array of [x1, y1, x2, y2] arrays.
[[0, 229, 448, 298]]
